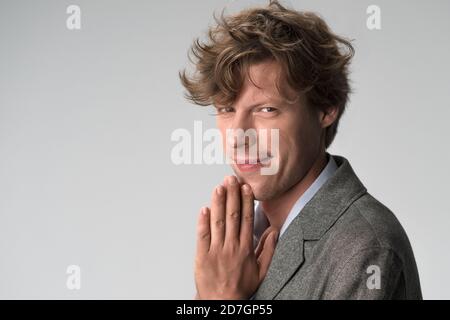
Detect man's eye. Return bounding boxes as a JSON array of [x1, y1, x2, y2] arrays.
[[217, 107, 234, 113], [259, 106, 277, 113]]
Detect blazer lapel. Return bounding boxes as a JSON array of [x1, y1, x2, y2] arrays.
[[253, 216, 305, 299]]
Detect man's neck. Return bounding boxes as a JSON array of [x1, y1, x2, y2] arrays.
[[261, 151, 328, 231]]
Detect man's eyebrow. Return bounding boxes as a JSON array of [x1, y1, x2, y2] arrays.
[[214, 101, 274, 109]]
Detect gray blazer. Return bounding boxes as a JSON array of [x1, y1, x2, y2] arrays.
[[254, 155, 422, 300]]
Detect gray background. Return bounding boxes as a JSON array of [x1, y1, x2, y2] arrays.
[[0, 0, 449, 299]]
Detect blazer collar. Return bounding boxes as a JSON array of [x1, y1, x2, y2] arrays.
[[254, 155, 367, 299], [299, 155, 367, 240]]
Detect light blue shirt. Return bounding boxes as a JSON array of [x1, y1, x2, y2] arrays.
[[253, 154, 338, 246]]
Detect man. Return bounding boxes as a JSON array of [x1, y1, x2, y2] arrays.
[[179, 0, 422, 299]]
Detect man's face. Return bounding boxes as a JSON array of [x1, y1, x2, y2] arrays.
[[215, 59, 324, 201]]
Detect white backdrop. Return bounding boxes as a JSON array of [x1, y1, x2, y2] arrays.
[[0, 0, 449, 299]]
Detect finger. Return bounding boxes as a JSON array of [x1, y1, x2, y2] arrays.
[[257, 230, 278, 281], [254, 226, 276, 258], [196, 207, 211, 255], [240, 183, 254, 248], [239, 183, 255, 250], [224, 175, 241, 244], [210, 184, 226, 248]]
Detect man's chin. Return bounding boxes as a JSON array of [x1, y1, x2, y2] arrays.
[[232, 168, 277, 200], [253, 192, 270, 201], [242, 180, 275, 201]]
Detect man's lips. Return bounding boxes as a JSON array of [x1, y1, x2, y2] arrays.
[[235, 163, 262, 172], [232, 156, 272, 172], [232, 156, 272, 165]]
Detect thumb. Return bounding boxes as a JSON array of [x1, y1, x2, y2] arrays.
[[255, 226, 276, 259], [257, 230, 278, 282]]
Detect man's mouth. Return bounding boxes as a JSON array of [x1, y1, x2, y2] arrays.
[[232, 156, 272, 172]]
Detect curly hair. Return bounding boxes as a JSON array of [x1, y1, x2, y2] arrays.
[[179, 0, 355, 148]]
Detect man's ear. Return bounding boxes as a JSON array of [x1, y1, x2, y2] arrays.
[[318, 105, 339, 129]]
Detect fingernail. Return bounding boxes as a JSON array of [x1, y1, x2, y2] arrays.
[[201, 207, 209, 215], [272, 231, 278, 242], [242, 184, 251, 195], [227, 175, 237, 185], [216, 185, 224, 195]]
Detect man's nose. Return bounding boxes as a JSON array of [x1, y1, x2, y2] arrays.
[[226, 113, 257, 150]]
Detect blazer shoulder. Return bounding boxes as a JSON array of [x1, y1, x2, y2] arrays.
[[353, 193, 409, 249], [327, 192, 414, 261], [319, 193, 422, 299]]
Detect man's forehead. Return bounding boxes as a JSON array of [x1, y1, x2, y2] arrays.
[[243, 60, 283, 92], [244, 61, 299, 103], [224, 66, 276, 103], [214, 59, 299, 108]]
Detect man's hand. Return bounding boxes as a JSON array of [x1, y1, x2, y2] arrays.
[[194, 175, 278, 300]]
